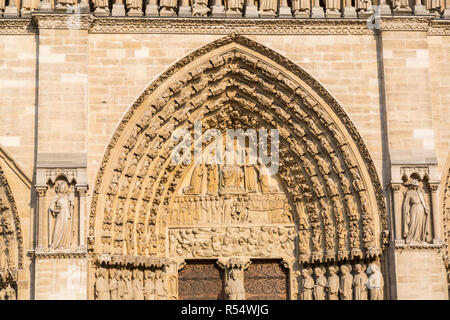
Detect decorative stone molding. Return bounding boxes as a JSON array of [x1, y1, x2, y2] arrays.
[[379, 16, 431, 31], [94, 254, 168, 268], [28, 249, 87, 260], [90, 17, 374, 34], [31, 12, 94, 30], [0, 165, 23, 271], [0, 15, 450, 35], [0, 18, 37, 34], [394, 242, 443, 250]]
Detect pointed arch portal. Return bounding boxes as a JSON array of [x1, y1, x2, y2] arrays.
[[90, 35, 388, 300]]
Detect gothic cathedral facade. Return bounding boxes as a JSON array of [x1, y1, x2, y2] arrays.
[[0, 0, 450, 300]]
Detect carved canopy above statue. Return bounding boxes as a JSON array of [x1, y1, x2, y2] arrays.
[[89, 35, 388, 266]]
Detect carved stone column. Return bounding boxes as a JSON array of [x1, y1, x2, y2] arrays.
[[211, 0, 225, 16], [166, 259, 185, 299], [342, 0, 357, 17], [279, 0, 293, 17], [35, 187, 47, 250], [311, 0, 325, 17], [76, 186, 88, 249], [245, 0, 258, 17], [281, 258, 298, 300], [111, 0, 125, 16], [178, 0, 191, 17], [429, 184, 441, 244], [390, 183, 404, 245], [145, 0, 159, 15]]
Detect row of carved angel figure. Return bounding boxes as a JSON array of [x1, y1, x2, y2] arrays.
[[298, 260, 384, 300], [1, 0, 447, 18], [94, 265, 168, 300]]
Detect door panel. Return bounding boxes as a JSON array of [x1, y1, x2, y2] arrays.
[[178, 260, 225, 300], [244, 259, 288, 300]]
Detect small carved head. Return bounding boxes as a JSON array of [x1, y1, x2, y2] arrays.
[[55, 181, 69, 194]]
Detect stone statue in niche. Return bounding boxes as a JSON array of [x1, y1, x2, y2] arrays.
[[159, 0, 177, 16], [109, 269, 119, 300], [125, 269, 134, 300], [300, 267, 314, 300], [184, 165, 204, 194], [206, 164, 219, 194], [226, 0, 244, 15], [48, 181, 73, 250], [144, 270, 155, 300], [118, 270, 127, 300], [221, 164, 243, 193], [402, 179, 431, 243], [244, 165, 258, 193], [339, 264, 353, 300], [225, 268, 245, 300], [192, 0, 211, 16], [291, 0, 310, 17], [314, 266, 327, 300], [259, 0, 277, 16], [367, 262, 383, 300], [133, 269, 144, 300], [327, 266, 339, 300], [393, 0, 410, 10], [95, 267, 110, 300], [353, 264, 368, 300], [155, 269, 167, 300]]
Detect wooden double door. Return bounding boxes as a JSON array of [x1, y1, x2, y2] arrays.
[[178, 259, 288, 300]]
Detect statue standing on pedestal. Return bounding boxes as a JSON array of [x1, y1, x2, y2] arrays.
[[402, 179, 431, 243], [225, 268, 245, 300], [48, 181, 73, 250], [353, 264, 368, 300], [259, 0, 277, 15], [367, 262, 383, 300]]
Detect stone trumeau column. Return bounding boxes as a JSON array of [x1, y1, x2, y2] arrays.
[[380, 17, 448, 300], [30, 13, 92, 300]]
